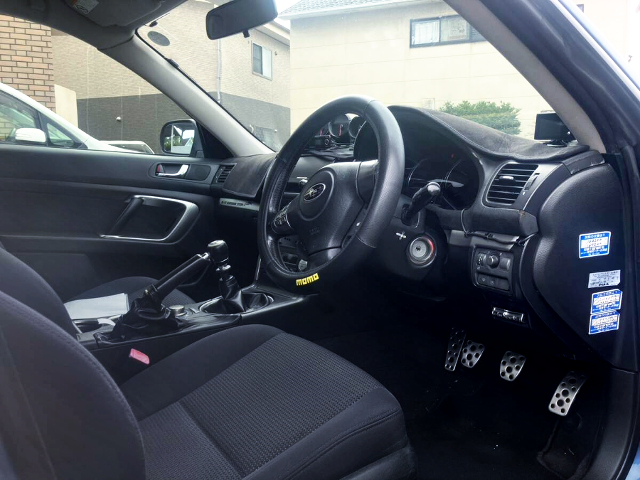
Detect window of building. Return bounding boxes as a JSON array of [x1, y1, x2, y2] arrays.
[[411, 15, 486, 47], [252, 43, 273, 79]]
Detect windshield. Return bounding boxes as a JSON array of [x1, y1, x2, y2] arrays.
[[139, 0, 637, 150]]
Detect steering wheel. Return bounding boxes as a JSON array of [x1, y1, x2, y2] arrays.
[[257, 96, 405, 293]]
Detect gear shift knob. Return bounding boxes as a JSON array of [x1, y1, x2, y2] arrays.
[[208, 240, 229, 265]]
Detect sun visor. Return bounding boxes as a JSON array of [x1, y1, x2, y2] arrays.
[[64, 0, 164, 27]]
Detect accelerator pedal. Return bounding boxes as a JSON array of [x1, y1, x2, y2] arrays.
[[460, 340, 485, 369], [444, 328, 467, 371], [500, 351, 526, 381], [548, 372, 587, 416]]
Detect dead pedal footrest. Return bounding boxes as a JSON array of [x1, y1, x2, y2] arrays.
[[500, 351, 526, 381], [548, 372, 587, 416], [460, 340, 485, 369], [444, 328, 466, 371]]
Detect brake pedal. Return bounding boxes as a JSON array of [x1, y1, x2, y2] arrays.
[[444, 328, 466, 371], [500, 351, 526, 381], [548, 372, 587, 416], [460, 340, 485, 368]]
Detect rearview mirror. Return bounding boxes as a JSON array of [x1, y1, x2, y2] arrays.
[[206, 0, 278, 40], [14, 128, 47, 145], [160, 119, 202, 156]]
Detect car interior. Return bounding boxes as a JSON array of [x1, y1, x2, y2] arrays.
[[0, 0, 639, 479]]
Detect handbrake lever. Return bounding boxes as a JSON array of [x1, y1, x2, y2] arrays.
[[109, 247, 213, 341], [142, 252, 211, 311]]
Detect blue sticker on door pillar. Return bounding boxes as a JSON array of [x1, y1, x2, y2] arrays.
[[579, 231, 611, 258], [591, 289, 622, 315], [589, 311, 620, 334]]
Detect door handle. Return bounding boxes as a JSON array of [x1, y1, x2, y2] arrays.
[[156, 164, 189, 178], [101, 195, 199, 243]]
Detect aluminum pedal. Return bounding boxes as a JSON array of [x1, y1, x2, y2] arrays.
[[500, 351, 526, 381], [548, 372, 587, 416], [444, 328, 466, 371], [460, 340, 485, 369]]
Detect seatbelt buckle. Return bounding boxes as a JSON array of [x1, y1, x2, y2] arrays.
[[129, 348, 150, 365]]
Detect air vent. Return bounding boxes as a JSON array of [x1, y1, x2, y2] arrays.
[[487, 163, 538, 205], [216, 164, 235, 183]]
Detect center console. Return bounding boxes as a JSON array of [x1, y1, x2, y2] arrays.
[[76, 240, 306, 383]]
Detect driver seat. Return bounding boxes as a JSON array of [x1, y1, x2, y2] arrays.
[[0, 248, 416, 479]]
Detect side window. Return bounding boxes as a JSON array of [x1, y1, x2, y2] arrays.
[[46, 123, 76, 148], [0, 15, 190, 155], [0, 92, 40, 143]]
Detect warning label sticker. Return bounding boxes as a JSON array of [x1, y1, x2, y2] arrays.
[[588, 270, 621, 289], [591, 289, 623, 315], [589, 311, 620, 335], [579, 231, 611, 259]]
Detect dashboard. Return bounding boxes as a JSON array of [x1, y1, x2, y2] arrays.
[[211, 105, 627, 369]]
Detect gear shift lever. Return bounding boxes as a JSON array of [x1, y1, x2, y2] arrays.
[[208, 240, 244, 312], [201, 240, 271, 315]]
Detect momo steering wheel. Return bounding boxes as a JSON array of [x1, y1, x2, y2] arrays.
[[257, 96, 405, 293]]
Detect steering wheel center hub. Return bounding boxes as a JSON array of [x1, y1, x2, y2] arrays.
[[299, 170, 334, 219]]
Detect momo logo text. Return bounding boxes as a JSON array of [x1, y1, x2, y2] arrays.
[[296, 273, 319, 286]]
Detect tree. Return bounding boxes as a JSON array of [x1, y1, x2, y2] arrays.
[[440, 100, 521, 135]]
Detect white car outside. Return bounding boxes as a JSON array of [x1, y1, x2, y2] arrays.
[[0, 82, 128, 152]]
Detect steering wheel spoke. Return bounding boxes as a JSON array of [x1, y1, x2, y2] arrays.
[[341, 205, 368, 248], [270, 197, 299, 237], [307, 247, 341, 270]]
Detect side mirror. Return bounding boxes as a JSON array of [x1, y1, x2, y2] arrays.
[[15, 128, 47, 145], [206, 0, 277, 40], [160, 119, 202, 156]]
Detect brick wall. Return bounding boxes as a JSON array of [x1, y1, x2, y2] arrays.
[[0, 15, 55, 111]]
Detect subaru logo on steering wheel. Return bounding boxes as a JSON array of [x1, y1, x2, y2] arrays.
[[303, 183, 326, 202]]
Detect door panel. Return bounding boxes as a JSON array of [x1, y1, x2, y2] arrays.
[[0, 144, 221, 301]]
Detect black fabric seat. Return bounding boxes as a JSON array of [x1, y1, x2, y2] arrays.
[[122, 324, 414, 480], [69, 276, 194, 307], [0, 247, 416, 480]]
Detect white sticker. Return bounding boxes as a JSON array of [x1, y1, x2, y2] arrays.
[[588, 270, 621, 289], [69, 0, 99, 14]]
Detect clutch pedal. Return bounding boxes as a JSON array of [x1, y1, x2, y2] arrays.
[[500, 351, 526, 381], [460, 340, 485, 369], [548, 372, 587, 416], [444, 328, 466, 371]]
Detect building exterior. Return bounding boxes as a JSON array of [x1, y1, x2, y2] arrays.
[[281, 0, 635, 138], [0, 0, 291, 152], [0, 16, 56, 111]]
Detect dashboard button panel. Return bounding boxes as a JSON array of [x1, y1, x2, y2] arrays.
[[473, 248, 514, 294]]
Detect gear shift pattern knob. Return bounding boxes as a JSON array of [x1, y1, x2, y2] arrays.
[[208, 240, 230, 265]]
